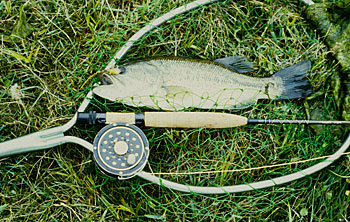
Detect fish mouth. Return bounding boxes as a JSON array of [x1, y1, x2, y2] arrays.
[[98, 73, 114, 85], [98, 67, 127, 85], [98, 73, 127, 87]]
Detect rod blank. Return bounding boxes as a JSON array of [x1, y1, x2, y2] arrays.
[[76, 112, 350, 128], [248, 119, 350, 125]]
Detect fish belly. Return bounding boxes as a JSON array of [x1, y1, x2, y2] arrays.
[[157, 83, 268, 110]]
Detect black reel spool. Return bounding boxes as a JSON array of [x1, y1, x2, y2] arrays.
[[93, 123, 149, 179]]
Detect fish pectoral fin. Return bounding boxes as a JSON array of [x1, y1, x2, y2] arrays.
[[162, 85, 191, 96], [162, 85, 195, 109], [214, 56, 254, 73]]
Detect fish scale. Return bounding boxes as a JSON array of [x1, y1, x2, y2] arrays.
[[137, 59, 266, 102], [153, 59, 255, 85]]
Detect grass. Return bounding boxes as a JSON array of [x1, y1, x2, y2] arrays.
[[1, 0, 349, 221]]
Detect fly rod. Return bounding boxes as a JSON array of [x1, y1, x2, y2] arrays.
[[77, 111, 350, 128]]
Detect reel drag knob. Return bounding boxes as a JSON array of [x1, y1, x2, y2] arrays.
[[93, 123, 149, 179]]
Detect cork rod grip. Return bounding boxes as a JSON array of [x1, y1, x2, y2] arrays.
[[106, 112, 136, 124], [144, 112, 248, 128]]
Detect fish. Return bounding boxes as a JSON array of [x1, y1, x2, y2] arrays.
[[93, 56, 313, 110]]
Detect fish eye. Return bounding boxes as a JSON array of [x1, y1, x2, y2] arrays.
[[99, 74, 113, 85], [119, 67, 126, 74]]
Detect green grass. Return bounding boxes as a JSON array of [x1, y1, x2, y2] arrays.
[[1, 0, 349, 221]]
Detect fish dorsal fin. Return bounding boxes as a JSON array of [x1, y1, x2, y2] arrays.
[[214, 56, 254, 73]]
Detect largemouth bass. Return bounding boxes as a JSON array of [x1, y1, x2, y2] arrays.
[[93, 56, 313, 110]]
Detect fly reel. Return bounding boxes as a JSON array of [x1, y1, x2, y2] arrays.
[[93, 123, 149, 179]]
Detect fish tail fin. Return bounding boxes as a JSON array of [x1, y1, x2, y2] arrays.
[[273, 61, 313, 100]]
